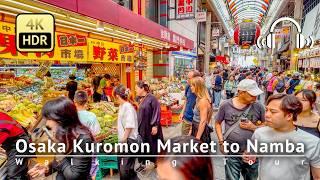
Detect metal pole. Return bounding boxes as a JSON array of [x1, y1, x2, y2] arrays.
[[204, 12, 212, 73], [290, 0, 303, 70]]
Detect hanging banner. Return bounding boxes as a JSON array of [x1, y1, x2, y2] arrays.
[[0, 22, 87, 62], [88, 38, 133, 63]]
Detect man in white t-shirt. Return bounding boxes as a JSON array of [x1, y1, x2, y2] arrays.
[[245, 94, 320, 180], [74, 90, 101, 136]]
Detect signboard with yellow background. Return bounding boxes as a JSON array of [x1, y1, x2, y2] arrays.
[[0, 22, 132, 63]]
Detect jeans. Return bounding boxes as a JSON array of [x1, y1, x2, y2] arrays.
[[225, 157, 259, 180], [214, 90, 222, 108]]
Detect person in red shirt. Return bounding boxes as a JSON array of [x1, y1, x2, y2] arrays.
[[0, 112, 31, 180]]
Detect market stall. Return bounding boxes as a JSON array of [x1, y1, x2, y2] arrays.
[[298, 46, 320, 82], [148, 78, 185, 126]]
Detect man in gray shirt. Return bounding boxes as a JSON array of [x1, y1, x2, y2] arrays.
[[246, 94, 320, 180], [215, 79, 265, 180]]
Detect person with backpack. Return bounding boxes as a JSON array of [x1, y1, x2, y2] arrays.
[[286, 73, 300, 94], [273, 71, 286, 94]]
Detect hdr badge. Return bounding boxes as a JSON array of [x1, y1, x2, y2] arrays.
[[16, 13, 55, 52]]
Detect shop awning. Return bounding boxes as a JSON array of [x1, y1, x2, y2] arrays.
[[38, 0, 194, 50], [172, 51, 197, 58]]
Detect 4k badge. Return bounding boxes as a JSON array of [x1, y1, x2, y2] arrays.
[[16, 13, 55, 52]]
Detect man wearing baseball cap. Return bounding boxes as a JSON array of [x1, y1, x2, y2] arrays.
[[215, 79, 265, 180]]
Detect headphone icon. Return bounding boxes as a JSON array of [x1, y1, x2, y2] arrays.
[[257, 17, 314, 49]]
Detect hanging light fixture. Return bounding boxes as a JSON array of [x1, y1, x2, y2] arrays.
[[96, 20, 104, 31]]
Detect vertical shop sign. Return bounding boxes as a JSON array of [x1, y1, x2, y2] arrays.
[[176, 0, 195, 19], [120, 44, 134, 63]]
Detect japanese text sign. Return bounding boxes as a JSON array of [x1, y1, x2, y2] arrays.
[[88, 38, 133, 63], [176, 0, 195, 19]]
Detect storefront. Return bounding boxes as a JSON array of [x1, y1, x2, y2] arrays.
[[0, 0, 194, 135], [169, 51, 197, 79]]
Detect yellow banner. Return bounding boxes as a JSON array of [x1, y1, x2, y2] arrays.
[[0, 22, 133, 63], [0, 22, 87, 62], [88, 38, 133, 63]]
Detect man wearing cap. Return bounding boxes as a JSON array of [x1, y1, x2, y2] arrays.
[[215, 79, 265, 180]]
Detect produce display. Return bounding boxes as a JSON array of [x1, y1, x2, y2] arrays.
[[0, 94, 41, 128], [148, 78, 184, 106], [89, 102, 119, 142]]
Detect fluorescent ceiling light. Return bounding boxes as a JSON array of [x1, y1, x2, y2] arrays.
[[0, 5, 30, 13], [96, 20, 104, 31], [115, 30, 136, 37], [4, 0, 60, 15]]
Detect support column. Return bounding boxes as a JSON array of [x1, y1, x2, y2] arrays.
[[204, 12, 211, 73], [290, 0, 303, 70]]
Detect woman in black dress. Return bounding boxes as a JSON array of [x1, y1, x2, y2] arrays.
[[135, 81, 163, 165]]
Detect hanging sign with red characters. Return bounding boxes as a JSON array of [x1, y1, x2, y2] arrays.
[[176, 0, 195, 20]]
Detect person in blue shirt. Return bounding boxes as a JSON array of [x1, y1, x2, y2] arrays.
[[180, 70, 201, 135], [213, 71, 223, 109]]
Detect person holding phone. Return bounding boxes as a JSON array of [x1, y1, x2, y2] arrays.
[[215, 79, 265, 180], [28, 97, 94, 180]]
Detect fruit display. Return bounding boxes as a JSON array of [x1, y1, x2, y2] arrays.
[[89, 102, 119, 136], [103, 134, 118, 144], [0, 97, 41, 128]]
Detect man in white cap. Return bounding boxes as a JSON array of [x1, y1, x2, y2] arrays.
[[215, 79, 265, 180]]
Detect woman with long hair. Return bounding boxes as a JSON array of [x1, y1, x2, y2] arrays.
[[157, 136, 214, 180], [114, 85, 139, 180], [190, 77, 213, 143], [28, 97, 94, 179], [135, 81, 163, 168], [295, 90, 320, 138]]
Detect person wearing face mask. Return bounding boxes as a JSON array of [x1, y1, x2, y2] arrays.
[[28, 97, 94, 180], [215, 79, 265, 180]]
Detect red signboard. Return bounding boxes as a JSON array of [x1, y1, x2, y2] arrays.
[[176, 0, 195, 19]]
